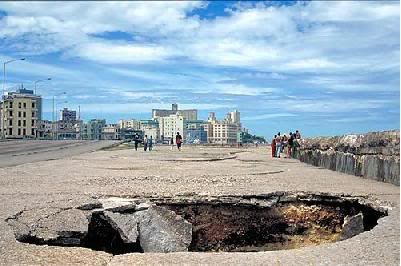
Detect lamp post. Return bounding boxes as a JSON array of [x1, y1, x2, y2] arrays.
[[1, 58, 26, 139], [34, 78, 51, 95], [52, 92, 66, 140]]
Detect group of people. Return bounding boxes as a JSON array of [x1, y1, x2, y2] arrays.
[[133, 133, 153, 151], [132, 132, 183, 152], [271, 130, 301, 158]]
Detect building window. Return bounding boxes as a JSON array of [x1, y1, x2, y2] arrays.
[[32, 102, 35, 108], [32, 112, 35, 117], [9, 102, 13, 108], [23, 102, 26, 108], [23, 120, 26, 127], [18, 120, 21, 126], [23, 129, 26, 135], [8, 128, 12, 135], [31, 129, 35, 135], [9, 120, 12, 126], [23, 112, 26, 118], [18, 111, 21, 117], [9, 110, 12, 117], [18, 128, 21, 135], [18, 102, 21, 108], [32, 120, 35, 126]]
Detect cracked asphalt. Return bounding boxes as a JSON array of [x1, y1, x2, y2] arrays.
[[0, 143, 399, 265]]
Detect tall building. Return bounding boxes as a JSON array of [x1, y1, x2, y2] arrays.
[[152, 103, 197, 121], [60, 108, 76, 122], [157, 114, 184, 143], [57, 107, 79, 139], [0, 87, 41, 139], [207, 110, 242, 144]]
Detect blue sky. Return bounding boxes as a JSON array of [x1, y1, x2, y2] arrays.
[[0, 1, 399, 139]]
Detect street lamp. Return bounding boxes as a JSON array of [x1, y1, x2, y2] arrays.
[[34, 78, 51, 95], [52, 92, 66, 140], [1, 58, 26, 139]]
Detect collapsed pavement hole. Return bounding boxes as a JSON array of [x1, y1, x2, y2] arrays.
[[9, 194, 387, 254], [158, 197, 386, 252]]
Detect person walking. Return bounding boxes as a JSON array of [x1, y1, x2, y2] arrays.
[[175, 132, 182, 151], [148, 136, 153, 151], [275, 132, 282, 158], [143, 135, 148, 151], [271, 135, 276, 158], [133, 133, 140, 151]]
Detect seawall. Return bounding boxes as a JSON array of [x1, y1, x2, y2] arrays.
[[295, 130, 400, 186]]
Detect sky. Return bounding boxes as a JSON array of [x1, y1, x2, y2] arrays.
[[0, 1, 399, 139]]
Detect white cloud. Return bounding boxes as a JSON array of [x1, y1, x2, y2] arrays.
[[242, 113, 297, 121]]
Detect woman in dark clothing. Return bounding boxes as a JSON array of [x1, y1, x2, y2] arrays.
[[175, 132, 182, 151], [271, 135, 276, 157]]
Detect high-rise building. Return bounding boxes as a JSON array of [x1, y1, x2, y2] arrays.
[[140, 120, 160, 141], [152, 103, 197, 121], [0, 87, 41, 139], [60, 108, 76, 122], [157, 114, 184, 143], [207, 110, 242, 144]]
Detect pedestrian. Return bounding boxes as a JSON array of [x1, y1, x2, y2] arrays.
[[175, 132, 182, 151], [147, 136, 153, 151], [143, 135, 148, 151], [271, 135, 276, 157], [133, 133, 140, 151], [170, 137, 174, 151], [288, 132, 294, 158], [282, 134, 288, 157], [295, 130, 301, 139], [275, 132, 281, 158]]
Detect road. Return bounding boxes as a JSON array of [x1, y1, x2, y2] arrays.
[[0, 140, 119, 168]]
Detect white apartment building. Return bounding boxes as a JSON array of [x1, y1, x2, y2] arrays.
[[157, 114, 184, 143]]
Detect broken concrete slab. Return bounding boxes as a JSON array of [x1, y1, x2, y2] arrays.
[[137, 205, 192, 252], [339, 213, 364, 241], [98, 197, 137, 212], [102, 211, 139, 244]]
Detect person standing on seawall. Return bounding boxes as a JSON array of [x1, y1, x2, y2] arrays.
[[275, 132, 282, 158], [176, 132, 182, 151], [143, 135, 148, 151], [133, 133, 140, 151], [271, 135, 276, 158]]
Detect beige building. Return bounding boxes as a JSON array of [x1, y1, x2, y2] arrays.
[[139, 120, 160, 141], [118, 119, 140, 130], [207, 110, 241, 144], [157, 114, 184, 143], [0, 88, 41, 139], [152, 103, 197, 121], [101, 124, 120, 140]]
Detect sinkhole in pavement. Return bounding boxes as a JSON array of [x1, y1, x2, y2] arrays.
[[7, 193, 387, 254]]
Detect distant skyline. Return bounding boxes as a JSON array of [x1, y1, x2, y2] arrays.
[[0, 1, 399, 139]]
